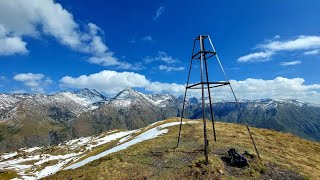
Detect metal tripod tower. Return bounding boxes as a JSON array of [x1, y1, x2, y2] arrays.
[[177, 35, 260, 165]]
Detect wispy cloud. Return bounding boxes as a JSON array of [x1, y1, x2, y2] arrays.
[[237, 51, 273, 63], [238, 35, 320, 63], [280, 60, 301, 66], [159, 65, 184, 72], [144, 51, 179, 64], [153, 6, 165, 20], [304, 49, 320, 55], [273, 35, 280, 39], [259, 35, 320, 51], [142, 35, 153, 41]]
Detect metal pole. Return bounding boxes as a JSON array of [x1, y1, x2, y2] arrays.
[[200, 35, 209, 165], [177, 40, 196, 147], [204, 59, 217, 142], [246, 124, 261, 159]]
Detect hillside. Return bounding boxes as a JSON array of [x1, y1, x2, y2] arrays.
[[1, 118, 319, 179]]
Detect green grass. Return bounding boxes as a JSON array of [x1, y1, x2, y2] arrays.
[[45, 118, 319, 180], [0, 169, 19, 180]]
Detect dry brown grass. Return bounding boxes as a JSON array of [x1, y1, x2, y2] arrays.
[[46, 118, 320, 180]]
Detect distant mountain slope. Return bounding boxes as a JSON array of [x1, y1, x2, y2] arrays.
[[71, 88, 167, 137], [0, 88, 319, 153], [190, 99, 320, 141], [0, 89, 108, 152]]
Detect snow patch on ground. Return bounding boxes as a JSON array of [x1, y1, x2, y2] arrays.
[[0, 120, 188, 179], [65, 122, 184, 170], [0, 152, 18, 160], [20, 147, 41, 153], [0, 129, 137, 179]]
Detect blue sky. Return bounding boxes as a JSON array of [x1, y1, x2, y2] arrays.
[[0, 0, 320, 103]]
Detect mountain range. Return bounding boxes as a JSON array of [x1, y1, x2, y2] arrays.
[[0, 88, 319, 152]]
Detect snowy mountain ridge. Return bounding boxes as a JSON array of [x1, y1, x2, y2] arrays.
[[1, 88, 318, 113], [1, 87, 320, 153]]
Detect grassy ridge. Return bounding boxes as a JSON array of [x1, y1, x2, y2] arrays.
[[46, 118, 320, 179]]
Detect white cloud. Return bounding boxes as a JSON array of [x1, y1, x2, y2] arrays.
[[0, 0, 131, 69], [239, 35, 320, 63], [211, 77, 320, 104], [142, 35, 153, 41], [0, 25, 28, 55], [153, 6, 165, 20], [144, 51, 179, 64], [280, 60, 301, 66], [146, 82, 184, 95], [159, 65, 184, 72], [237, 51, 273, 62], [59, 70, 320, 104], [273, 35, 280, 39], [13, 73, 52, 93], [60, 70, 184, 95], [260, 35, 320, 51], [304, 49, 320, 55]]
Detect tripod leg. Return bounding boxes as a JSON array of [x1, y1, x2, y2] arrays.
[[177, 87, 188, 147], [204, 59, 217, 142], [246, 124, 261, 159], [177, 44, 195, 147], [200, 35, 209, 165]]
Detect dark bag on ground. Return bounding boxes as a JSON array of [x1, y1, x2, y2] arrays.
[[228, 148, 248, 167]]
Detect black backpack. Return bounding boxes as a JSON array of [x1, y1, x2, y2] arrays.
[[228, 148, 248, 167]]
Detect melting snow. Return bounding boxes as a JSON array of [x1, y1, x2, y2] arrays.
[[0, 120, 187, 179], [0, 152, 18, 160], [65, 122, 184, 170]]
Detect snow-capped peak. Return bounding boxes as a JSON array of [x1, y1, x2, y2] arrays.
[[75, 88, 107, 104], [114, 88, 140, 99]]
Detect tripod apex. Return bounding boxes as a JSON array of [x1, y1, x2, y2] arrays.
[[196, 35, 209, 40]]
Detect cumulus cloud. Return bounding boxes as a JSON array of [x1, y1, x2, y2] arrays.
[[60, 70, 184, 95], [13, 73, 52, 93], [212, 77, 320, 104], [59, 70, 320, 104], [0, 0, 131, 69], [153, 6, 165, 20], [0, 25, 28, 55], [144, 51, 179, 64], [280, 60, 301, 66], [159, 65, 184, 72], [238, 35, 320, 63]]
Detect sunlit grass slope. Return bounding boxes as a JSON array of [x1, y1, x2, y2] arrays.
[[46, 118, 320, 180]]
